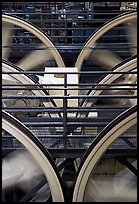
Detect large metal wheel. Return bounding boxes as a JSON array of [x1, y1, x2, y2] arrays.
[[73, 105, 137, 202], [2, 110, 64, 202], [2, 59, 61, 118], [2, 14, 65, 70], [75, 11, 137, 130], [75, 11, 137, 71], [78, 55, 137, 118]]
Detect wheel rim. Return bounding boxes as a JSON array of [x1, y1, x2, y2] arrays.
[[73, 105, 137, 201], [2, 110, 64, 202], [2, 14, 65, 69], [2, 59, 61, 118], [75, 11, 137, 71], [78, 55, 137, 118]]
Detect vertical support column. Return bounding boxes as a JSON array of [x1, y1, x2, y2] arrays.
[[63, 74, 67, 149]]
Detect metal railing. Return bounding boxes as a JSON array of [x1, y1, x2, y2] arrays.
[[2, 68, 137, 158]]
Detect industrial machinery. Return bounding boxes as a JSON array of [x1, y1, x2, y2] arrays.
[[2, 2, 137, 202]]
